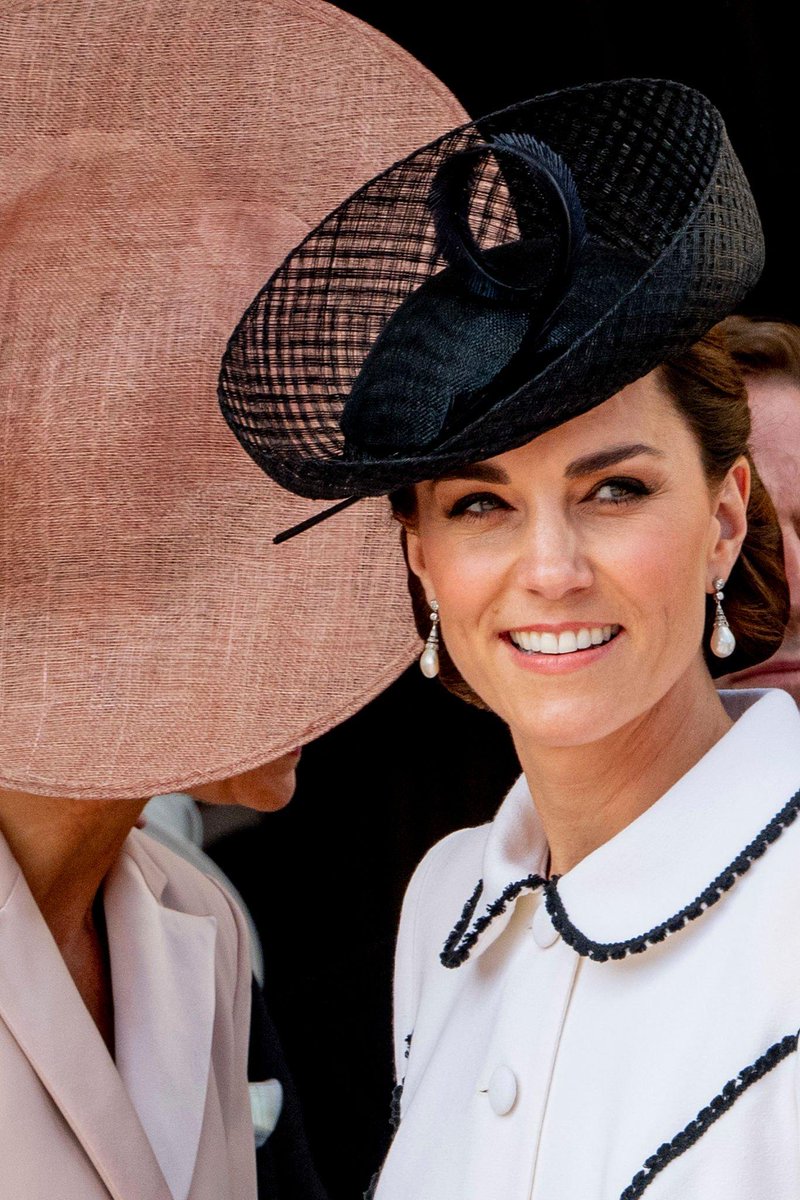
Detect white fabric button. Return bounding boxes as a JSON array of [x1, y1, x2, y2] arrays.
[[250, 1078, 283, 1148], [487, 1065, 518, 1115], [532, 903, 560, 948]]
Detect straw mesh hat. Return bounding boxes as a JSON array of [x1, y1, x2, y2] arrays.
[[0, 0, 466, 799], [219, 78, 764, 500]]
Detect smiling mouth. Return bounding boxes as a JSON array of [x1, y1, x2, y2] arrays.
[[508, 624, 621, 655]]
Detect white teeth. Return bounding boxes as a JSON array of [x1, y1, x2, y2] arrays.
[[557, 631, 578, 654], [509, 625, 620, 655], [513, 630, 542, 652]]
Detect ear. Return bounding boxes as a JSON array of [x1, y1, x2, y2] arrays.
[[404, 526, 436, 604], [709, 457, 750, 586]]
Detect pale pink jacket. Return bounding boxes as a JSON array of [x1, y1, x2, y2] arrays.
[[0, 827, 257, 1200]]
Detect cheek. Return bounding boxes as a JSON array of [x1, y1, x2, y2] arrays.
[[614, 511, 714, 671], [421, 533, 515, 706], [423, 536, 505, 633]]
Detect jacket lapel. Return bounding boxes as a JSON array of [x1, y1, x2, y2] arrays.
[[105, 836, 218, 1200], [0, 836, 172, 1200]]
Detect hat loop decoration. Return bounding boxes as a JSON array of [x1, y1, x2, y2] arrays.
[[340, 133, 589, 458], [219, 78, 764, 512], [428, 132, 587, 308]]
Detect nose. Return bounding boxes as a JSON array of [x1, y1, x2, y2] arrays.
[[509, 504, 593, 600]]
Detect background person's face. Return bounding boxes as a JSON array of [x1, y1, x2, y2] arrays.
[[718, 376, 800, 705], [406, 372, 748, 752], [190, 749, 301, 811]]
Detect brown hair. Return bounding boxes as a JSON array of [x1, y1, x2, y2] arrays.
[[717, 315, 800, 383], [391, 323, 790, 705]]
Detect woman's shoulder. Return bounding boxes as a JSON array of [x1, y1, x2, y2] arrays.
[[404, 821, 493, 929]]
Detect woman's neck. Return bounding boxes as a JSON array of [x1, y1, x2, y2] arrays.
[[513, 668, 733, 877], [0, 792, 145, 941], [0, 791, 146, 1051]]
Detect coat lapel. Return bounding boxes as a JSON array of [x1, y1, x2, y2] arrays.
[[105, 836, 218, 1200], [0, 836, 172, 1200]]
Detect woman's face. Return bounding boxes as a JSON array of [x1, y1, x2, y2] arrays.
[[191, 749, 301, 812], [406, 372, 749, 750]]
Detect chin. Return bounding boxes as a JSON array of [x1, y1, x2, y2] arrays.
[[241, 766, 298, 812], [250, 784, 297, 812], [490, 685, 633, 751], [194, 755, 299, 810]]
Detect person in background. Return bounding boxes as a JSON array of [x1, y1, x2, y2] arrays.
[[0, 2, 464, 1197], [716, 317, 800, 706]]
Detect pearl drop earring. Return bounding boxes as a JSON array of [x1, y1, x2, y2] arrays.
[[710, 577, 736, 658], [419, 599, 440, 678]]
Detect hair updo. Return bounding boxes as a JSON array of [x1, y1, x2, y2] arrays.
[[391, 322, 790, 707]]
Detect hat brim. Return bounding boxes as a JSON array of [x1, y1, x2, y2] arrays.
[[219, 78, 764, 499], [0, 0, 467, 799]]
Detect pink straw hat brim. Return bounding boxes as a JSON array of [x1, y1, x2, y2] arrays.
[[0, 0, 466, 798]]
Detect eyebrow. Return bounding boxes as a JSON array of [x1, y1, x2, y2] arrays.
[[433, 462, 510, 486], [564, 442, 665, 478], [433, 442, 663, 488]]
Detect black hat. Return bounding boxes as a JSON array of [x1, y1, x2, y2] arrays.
[[218, 78, 763, 517]]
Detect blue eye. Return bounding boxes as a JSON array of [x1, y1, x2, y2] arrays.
[[448, 492, 507, 518], [592, 477, 651, 504]]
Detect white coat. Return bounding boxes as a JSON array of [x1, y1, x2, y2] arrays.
[[0, 827, 257, 1200], [376, 688, 800, 1200]]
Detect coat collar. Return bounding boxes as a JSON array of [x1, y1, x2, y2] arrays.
[[0, 829, 217, 1200], [442, 689, 800, 967], [104, 831, 218, 1200], [0, 832, 172, 1200]]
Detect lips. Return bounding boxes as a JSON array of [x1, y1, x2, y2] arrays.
[[508, 624, 621, 655]]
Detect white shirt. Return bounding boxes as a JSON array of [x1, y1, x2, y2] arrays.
[[377, 689, 800, 1200]]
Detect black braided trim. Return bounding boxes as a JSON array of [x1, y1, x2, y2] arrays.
[[363, 1171, 379, 1200], [544, 785, 800, 963], [619, 1032, 799, 1199], [389, 1081, 404, 1131], [440, 874, 546, 968], [386, 1034, 413, 1133]]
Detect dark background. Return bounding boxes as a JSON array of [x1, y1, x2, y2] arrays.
[[335, 0, 797, 322], [211, 6, 796, 1197]]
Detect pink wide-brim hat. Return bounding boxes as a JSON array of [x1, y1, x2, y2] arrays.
[[0, 0, 465, 799]]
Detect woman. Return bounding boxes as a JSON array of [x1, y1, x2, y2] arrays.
[[219, 79, 800, 1198], [0, 1, 464, 1197]]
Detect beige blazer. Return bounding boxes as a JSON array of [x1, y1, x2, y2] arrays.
[[0, 827, 257, 1200]]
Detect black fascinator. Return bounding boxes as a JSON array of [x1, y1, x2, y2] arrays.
[[219, 79, 763, 516]]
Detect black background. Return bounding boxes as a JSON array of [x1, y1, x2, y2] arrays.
[[212, 7, 796, 1197]]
